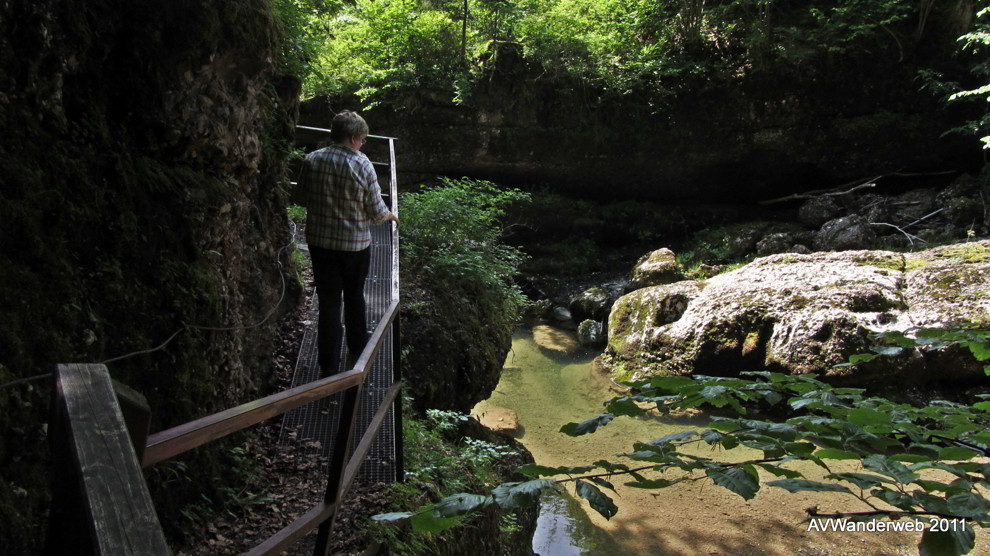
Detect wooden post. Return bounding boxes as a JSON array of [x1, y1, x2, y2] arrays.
[[47, 364, 169, 555], [112, 379, 151, 464], [313, 384, 363, 556]]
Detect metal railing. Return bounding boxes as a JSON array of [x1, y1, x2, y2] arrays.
[[48, 133, 402, 556]]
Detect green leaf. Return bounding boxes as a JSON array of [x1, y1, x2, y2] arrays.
[[847, 408, 892, 426], [848, 353, 876, 364], [492, 479, 555, 509], [890, 453, 932, 463], [864, 454, 918, 483], [827, 472, 893, 490], [575, 480, 618, 519], [517, 464, 595, 478], [767, 479, 852, 495], [946, 492, 990, 519], [650, 431, 698, 445], [434, 493, 492, 517], [590, 477, 616, 492], [918, 524, 975, 556], [625, 478, 682, 489], [938, 446, 981, 461], [409, 509, 460, 533], [371, 512, 413, 522], [755, 463, 802, 479], [560, 414, 614, 436], [872, 488, 915, 510], [964, 341, 990, 361], [813, 448, 861, 460], [650, 375, 698, 393], [784, 442, 817, 457], [707, 466, 760, 500], [593, 460, 630, 474], [606, 397, 645, 417]]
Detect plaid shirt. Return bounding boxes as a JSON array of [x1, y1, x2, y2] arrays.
[[301, 144, 390, 251]]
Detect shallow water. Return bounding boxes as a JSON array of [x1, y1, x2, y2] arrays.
[[473, 329, 949, 556]]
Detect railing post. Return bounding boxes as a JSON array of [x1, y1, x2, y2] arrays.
[[313, 384, 363, 556], [112, 379, 151, 464], [47, 364, 169, 555]]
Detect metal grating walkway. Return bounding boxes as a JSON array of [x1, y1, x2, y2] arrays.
[[279, 162, 399, 486]]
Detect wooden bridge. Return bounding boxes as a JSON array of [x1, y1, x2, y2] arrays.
[[47, 132, 402, 555]]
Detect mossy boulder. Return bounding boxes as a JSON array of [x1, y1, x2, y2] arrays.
[[604, 241, 990, 390], [629, 248, 682, 290], [569, 286, 612, 321], [576, 319, 605, 348]]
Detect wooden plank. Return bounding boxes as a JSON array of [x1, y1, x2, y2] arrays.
[[243, 502, 334, 556], [112, 379, 151, 464], [143, 301, 398, 467], [55, 364, 170, 555], [143, 369, 363, 467], [337, 382, 401, 505]]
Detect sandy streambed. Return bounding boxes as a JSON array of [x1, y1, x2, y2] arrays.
[[474, 329, 988, 556]]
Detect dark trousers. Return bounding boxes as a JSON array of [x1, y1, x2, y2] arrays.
[[310, 246, 371, 376]]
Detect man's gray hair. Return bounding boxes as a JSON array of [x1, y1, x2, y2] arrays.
[[330, 110, 369, 143]]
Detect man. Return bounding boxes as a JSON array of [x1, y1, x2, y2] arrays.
[[299, 111, 398, 378]]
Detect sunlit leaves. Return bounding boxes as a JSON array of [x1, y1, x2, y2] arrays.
[[706, 465, 760, 500], [767, 479, 852, 495]]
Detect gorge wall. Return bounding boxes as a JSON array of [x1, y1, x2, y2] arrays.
[[0, 1, 298, 550], [301, 5, 983, 203]]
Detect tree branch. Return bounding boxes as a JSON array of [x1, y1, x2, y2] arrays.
[[760, 178, 879, 205]]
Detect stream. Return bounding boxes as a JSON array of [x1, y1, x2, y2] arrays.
[[471, 329, 965, 556]]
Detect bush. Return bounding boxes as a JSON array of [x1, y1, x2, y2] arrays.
[[398, 178, 530, 410]]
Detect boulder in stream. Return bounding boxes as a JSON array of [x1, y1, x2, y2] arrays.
[[569, 286, 612, 321], [630, 248, 681, 290], [576, 319, 605, 348], [604, 241, 990, 390]]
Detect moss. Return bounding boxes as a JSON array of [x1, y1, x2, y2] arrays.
[[942, 243, 990, 263], [855, 253, 905, 272], [905, 258, 930, 271], [742, 331, 761, 356]]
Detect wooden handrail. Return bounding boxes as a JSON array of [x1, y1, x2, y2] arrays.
[[143, 299, 398, 467], [49, 364, 170, 555]]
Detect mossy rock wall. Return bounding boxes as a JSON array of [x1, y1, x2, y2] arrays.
[[0, 1, 299, 550]]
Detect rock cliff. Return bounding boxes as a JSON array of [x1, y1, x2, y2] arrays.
[[0, 1, 298, 549]]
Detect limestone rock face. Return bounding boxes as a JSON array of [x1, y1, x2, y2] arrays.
[[630, 248, 681, 290], [604, 242, 990, 388]]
